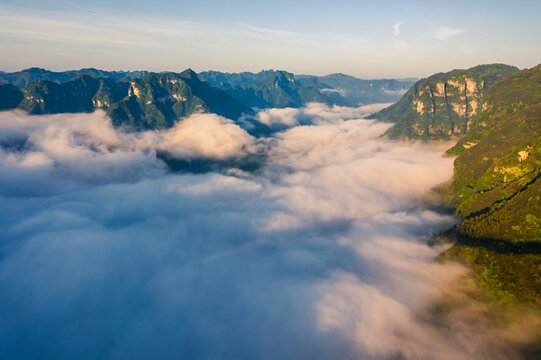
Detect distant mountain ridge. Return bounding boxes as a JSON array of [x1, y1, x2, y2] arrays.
[[295, 73, 415, 106], [2, 67, 420, 130], [14, 70, 250, 130], [19, 75, 129, 114], [198, 70, 278, 88], [109, 70, 251, 129], [198, 70, 333, 108], [2, 68, 337, 110], [369, 64, 519, 140], [1, 67, 419, 113], [0, 67, 148, 89]]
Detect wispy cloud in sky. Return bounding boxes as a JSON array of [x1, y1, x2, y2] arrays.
[[393, 21, 404, 36], [432, 25, 467, 41]]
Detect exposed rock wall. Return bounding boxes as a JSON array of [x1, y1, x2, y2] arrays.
[[369, 64, 519, 140]]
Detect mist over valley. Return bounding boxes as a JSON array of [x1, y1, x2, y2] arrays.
[[1, 1, 540, 358]]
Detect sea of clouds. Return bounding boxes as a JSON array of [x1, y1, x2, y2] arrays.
[[0, 104, 523, 359]]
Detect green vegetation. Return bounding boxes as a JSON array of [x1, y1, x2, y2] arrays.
[[15, 70, 251, 129], [436, 232, 541, 359], [436, 65, 541, 349], [369, 64, 519, 140], [107, 70, 250, 129], [19, 75, 128, 114], [436, 231, 541, 359], [438, 230, 540, 310], [108, 71, 200, 129], [199, 70, 333, 108], [0, 67, 147, 89], [6, 67, 417, 129], [20, 75, 100, 114], [445, 65, 541, 241]]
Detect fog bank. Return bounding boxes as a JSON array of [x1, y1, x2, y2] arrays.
[[0, 105, 516, 359]]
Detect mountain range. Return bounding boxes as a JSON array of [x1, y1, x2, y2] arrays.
[[1, 62, 540, 331], [369, 64, 519, 140], [296, 73, 415, 106], [0, 67, 148, 89], [5, 63, 537, 245], [6, 70, 251, 130], [198, 70, 333, 108], [107, 70, 250, 129], [0, 67, 418, 131]]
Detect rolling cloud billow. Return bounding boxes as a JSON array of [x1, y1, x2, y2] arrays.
[[0, 104, 521, 359]]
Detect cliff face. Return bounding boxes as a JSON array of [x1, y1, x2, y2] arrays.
[[445, 65, 541, 241], [14, 71, 250, 130], [370, 64, 519, 140], [438, 66, 541, 320], [107, 71, 207, 129]]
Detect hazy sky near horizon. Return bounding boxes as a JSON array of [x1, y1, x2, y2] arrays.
[[0, 0, 540, 78]]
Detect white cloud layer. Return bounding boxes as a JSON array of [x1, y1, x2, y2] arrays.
[[0, 105, 529, 359]]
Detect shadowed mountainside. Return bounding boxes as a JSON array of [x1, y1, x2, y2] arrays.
[[199, 70, 333, 108], [14, 70, 251, 130]]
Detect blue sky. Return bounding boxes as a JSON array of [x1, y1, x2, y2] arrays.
[[1, 0, 540, 77]]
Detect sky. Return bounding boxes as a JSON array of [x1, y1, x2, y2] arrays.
[[0, 0, 540, 79]]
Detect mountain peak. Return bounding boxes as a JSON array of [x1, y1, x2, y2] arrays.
[[23, 67, 50, 74], [179, 68, 198, 80]]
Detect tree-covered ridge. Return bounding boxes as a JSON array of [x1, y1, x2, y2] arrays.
[[2, 68, 340, 111], [2, 68, 343, 129], [369, 64, 519, 140], [0, 67, 147, 89], [3, 67, 421, 120], [445, 64, 541, 242], [199, 69, 332, 108], [434, 67, 541, 346], [198, 70, 279, 87], [19, 75, 129, 114], [6, 70, 250, 130], [108, 70, 250, 129]]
